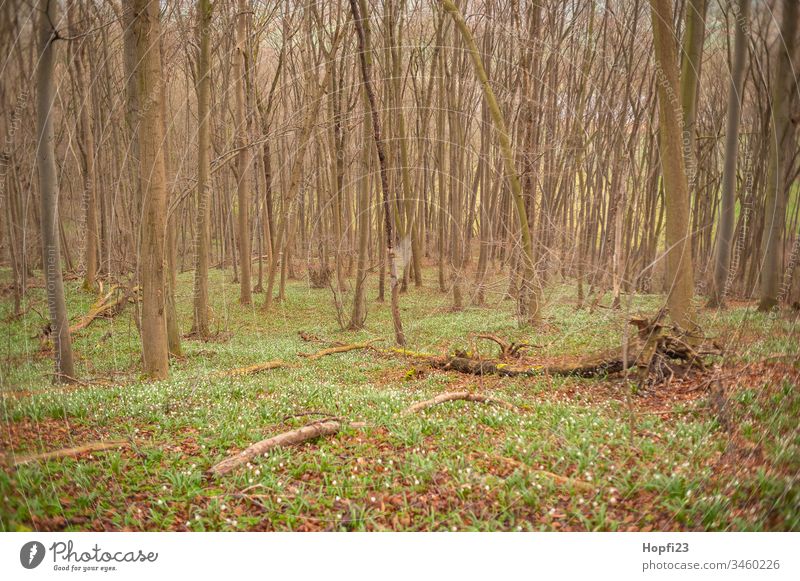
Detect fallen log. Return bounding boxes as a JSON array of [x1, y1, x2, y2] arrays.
[[430, 356, 526, 376], [401, 391, 519, 415], [208, 420, 366, 477], [428, 354, 632, 378], [369, 313, 721, 383], [300, 340, 380, 360], [213, 360, 287, 378], [11, 440, 129, 466]]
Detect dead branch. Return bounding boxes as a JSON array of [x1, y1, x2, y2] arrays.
[[213, 360, 287, 378], [298, 330, 322, 343], [500, 456, 594, 492], [10, 441, 129, 466], [368, 313, 721, 384], [300, 339, 380, 360], [208, 420, 366, 477], [476, 333, 532, 359], [209, 421, 342, 476], [401, 391, 519, 415], [69, 286, 137, 334]]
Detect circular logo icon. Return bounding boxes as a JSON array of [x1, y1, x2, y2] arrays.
[[20, 541, 46, 569]]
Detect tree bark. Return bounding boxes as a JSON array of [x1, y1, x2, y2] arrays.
[[134, 0, 169, 379], [235, 0, 252, 305], [192, 0, 213, 336], [649, 0, 696, 327], [709, 0, 749, 307], [349, 0, 406, 345], [36, 0, 76, 382], [758, 0, 798, 311], [67, 1, 99, 293]]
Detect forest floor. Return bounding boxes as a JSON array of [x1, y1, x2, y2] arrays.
[[0, 265, 798, 531]]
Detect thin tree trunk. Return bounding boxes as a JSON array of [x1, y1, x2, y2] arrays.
[[758, 0, 798, 311], [67, 1, 98, 293], [442, 0, 540, 325], [709, 0, 749, 307], [349, 22, 374, 330], [350, 0, 406, 345], [192, 0, 213, 337], [36, 0, 76, 381], [235, 0, 252, 305]]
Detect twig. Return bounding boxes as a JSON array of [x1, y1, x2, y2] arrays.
[[10, 440, 129, 466]]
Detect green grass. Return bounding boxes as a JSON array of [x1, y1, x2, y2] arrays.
[[0, 265, 798, 531]]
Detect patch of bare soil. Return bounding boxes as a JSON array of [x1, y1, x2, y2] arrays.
[[1, 418, 113, 456]]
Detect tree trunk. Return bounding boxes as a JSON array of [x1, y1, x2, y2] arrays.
[[757, 0, 798, 311], [709, 0, 749, 307], [349, 22, 374, 330], [192, 0, 213, 336], [441, 0, 540, 325], [134, 0, 169, 379], [67, 1, 99, 293], [350, 0, 406, 345], [36, 0, 76, 382], [680, 0, 706, 191], [235, 0, 252, 305], [649, 0, 696, 328]]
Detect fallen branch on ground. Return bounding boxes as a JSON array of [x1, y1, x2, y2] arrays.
[[300, 339, 380, 360], [368, 312, 721, 385], [500, 456, 594, 492], [208, 419, 367, 477], [401, 391, 519, 415], [10, 441, 129, 466], [476, 333, 534, 359], [213, 360, 287, 378], [298, 330, 323, 343], [70, 286, 137, 334], [396, 352, 631, 378]]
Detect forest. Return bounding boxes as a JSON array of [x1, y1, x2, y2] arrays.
[[0, 0, 798, 532]]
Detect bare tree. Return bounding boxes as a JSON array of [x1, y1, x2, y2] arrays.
[[441, 0, 541, 325], [349, 0, 406, 345]]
